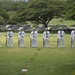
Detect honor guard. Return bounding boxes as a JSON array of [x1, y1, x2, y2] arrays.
[[6, 28, 13, 47], [30, 28, 38, 47], [71, 27, 75, 47], [43, 28, 50, 48], [18, 28, 25, 47], [57, 27, 65, 47]]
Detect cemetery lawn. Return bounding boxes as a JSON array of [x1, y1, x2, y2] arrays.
[[0, 33, 75, 75], [49, 18, 75, 27]]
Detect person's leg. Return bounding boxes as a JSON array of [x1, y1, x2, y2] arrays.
[[31, 39, 34, 47], [19, 38, 22, 47], [47, 39, 50, 47], [22, 38, 25, 47], [62, 38, 65, 47], [33, 38, 36, 47], [7, 38, 10, 47], [71, 38, 74, 47], [34, 38, 37, 47], [44, 39, 47, 47], [58, 38, 61, 47], [10, 38, 13, 47]]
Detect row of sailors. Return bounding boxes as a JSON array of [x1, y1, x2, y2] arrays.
[[0, 27, 75, 48]]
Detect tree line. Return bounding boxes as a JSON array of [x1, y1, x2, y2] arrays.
[[0, 0, 75, 28]]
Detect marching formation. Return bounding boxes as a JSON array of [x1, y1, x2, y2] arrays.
[[0, 27, 75, 48]]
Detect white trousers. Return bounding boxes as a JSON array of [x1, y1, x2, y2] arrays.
[[43, 38, 50, 48], [19, 38, 25, 47], [58, 37, 64, 47], [7, 37, 13, 47], [31, 38, 37, 47], [71, 38, 75, 47]]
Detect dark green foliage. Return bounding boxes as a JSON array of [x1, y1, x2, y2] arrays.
[[0, 1, 26, 11], [15, 0, 66, 28], [66, 1, 75, 20], [0, 8, 9, 20], [0, 8, 9, 24], [0, 0, 75, 26]]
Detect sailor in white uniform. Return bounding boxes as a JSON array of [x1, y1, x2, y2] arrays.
[[30, 28, 38, 47], [43, 28, 50, 48], [6, 28, 13, 47], [71, 27, 75, 47], [18, 28, 25, 47], [57, 27, 65, 47]]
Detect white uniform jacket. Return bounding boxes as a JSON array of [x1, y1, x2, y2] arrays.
[[7, 31, 13, 38], [18, 31, 25, 39], [57, 30, 65, 39], [30, 31, 38, 39], [71, 30, 75, 39], [43, 31, 50, 39]]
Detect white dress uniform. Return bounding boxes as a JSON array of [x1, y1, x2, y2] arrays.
[[30, 30, 38, 47], [18, 30, 25, 47], [43, 30, 50, 48], [71, 30, 75, 47], [57, 30, 65, 47], [0, 33, 2, 47], [6, 29, 13, 47]]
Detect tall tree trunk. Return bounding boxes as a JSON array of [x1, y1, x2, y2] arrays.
[[44, 23, 48, 28]]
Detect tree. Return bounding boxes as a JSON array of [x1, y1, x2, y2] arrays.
[[0, 8, 9, 24], [65, 0, 75, 20], [0, 16, 5, 25], [15, 0, 66, 28], [0, 1, 26, 11]]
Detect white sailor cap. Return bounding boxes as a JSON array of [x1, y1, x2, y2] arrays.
[[18, 27, 23, 30], [8, 28, 12, 30], [47, 27, 50, 30], [45, 28, 48, 30], [33, 28, 36, 30], [73, 27, 75, 29], [59, 27, 62, 30]]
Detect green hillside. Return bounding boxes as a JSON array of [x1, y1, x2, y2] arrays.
[[49, 18, 75, 27]]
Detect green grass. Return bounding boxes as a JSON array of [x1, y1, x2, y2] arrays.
[[49, 18, 75, 27], [0, 33, 75, 75], [28, 18, 75, 27]]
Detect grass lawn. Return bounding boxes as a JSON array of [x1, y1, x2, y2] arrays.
[[28, 18, 75, 27], [49, 18, 75, 27], [0, 33, 75, 75]]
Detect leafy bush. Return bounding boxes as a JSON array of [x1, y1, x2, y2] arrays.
[[0, 16, 5, 24]]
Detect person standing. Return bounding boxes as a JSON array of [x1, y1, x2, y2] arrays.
[[6, 28, 13, 47], [43, 28, 50, 48], [30, 28, 38, 47], [18, 28, 25, 47], [57, 27, 65, 48], [71, 27, 75, 47]]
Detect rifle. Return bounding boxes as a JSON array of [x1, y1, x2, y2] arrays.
[[71, 38, 72, 47], [57, 38, 59, 47], [30, 38, 31, 47], [18, 38, 20, 47], [43, 38, 44, 47], [5, 35, 7, 47]]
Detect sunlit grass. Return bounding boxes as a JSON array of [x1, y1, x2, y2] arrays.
[[0, 33, 75, 75], [49, 18, 75, 27]]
